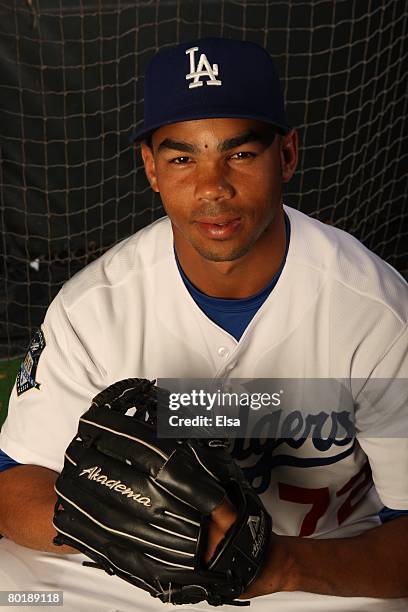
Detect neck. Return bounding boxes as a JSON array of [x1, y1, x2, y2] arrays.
[[174, 209, 287, 299]]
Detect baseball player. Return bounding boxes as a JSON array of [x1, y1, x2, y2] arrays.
[[0, 38, 407, 612]]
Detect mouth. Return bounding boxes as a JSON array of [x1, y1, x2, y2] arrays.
[[194, 217, 242, 240]]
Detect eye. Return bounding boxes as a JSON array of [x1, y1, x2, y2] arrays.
[[229, 151, 257, 160], [169, 156, 193, 165]]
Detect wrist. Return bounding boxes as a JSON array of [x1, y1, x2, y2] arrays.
[[241, 533, 296, 599]]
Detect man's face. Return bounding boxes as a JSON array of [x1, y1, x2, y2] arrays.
[[142, 118, 295, 263]]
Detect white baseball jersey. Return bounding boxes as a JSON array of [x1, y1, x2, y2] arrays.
[[0, 204, 407, 611]]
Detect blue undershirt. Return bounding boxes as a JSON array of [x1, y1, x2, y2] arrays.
[[175, 213, 291, 341]]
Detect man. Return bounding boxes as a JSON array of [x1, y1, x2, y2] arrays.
[[0, 38, 407, 611]]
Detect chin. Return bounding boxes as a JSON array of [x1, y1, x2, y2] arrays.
[[193, 241, 254, 263]]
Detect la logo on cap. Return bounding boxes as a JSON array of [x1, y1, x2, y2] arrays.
[[185, 46, 222, 89]]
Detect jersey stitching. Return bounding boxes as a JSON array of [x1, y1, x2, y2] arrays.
[[61, 217, 171, 311], [354, 324, 408, 400]]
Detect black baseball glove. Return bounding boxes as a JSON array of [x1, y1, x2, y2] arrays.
[[53, 378, 271, 606]]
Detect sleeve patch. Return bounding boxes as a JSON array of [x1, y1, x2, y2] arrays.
[[16, 329, 46, 396]]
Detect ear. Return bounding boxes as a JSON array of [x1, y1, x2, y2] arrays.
[[279, 129, 298, 183], [140, 142, 159, 192]]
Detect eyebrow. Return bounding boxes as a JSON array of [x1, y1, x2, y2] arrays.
[[157, 138, 198, 154], [218, 130, 270, 152], [157, 129, 275, 154]]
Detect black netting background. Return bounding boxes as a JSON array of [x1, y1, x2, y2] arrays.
[[1, 0, 407, 357]]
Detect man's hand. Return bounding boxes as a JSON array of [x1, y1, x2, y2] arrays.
[[204, 496, 237, 564], [53, 378, 272, 606]]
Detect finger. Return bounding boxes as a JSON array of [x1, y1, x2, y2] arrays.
[[211, 495, 238, 530]]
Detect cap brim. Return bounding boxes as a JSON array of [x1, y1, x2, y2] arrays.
[[129, 112, 291, 144]]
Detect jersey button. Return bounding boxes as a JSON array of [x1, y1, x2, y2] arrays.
[[217, 346, 229, 358]]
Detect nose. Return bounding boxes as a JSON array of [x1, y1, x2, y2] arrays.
[[194, 161, 235, 203]]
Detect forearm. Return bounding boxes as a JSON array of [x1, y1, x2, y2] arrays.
[[0, 464, 78, 554], [245, 517, 408, 599]]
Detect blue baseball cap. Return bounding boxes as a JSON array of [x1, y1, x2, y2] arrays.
[[130, 37, 290, 143]]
